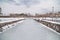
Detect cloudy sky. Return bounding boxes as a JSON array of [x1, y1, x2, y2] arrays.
[[0, 0, 60, 15]]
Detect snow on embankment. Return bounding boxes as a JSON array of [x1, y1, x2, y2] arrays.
[[0, 18, 24, 23], [0, 18, 24, 33], [34, 18, 60, 35]]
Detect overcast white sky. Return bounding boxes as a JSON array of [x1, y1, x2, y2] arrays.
[[0, 0, 60, 15]]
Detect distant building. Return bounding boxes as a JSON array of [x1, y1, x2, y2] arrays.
[[10, 13, 28, 17]]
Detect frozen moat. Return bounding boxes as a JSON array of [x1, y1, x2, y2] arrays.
[[0, 18, 60, 40]]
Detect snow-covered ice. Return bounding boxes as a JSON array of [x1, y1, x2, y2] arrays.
[[0, 18, 60, 40]]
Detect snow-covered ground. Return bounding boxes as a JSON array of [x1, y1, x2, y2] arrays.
[[33, 17, 60, 20], [0, 18, 24, 23], [34, 17, 60, 23], [42, 20, 60, 24], [37, 17, 60, 25]]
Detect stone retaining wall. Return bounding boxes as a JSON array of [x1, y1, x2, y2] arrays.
[[35, 19, 60, 33]]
